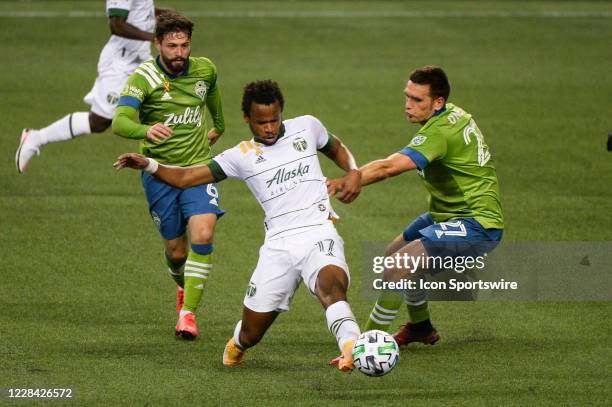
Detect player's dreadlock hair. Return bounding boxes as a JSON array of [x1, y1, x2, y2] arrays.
[[409, 66, 451, 102], [241, 80, 285, 116], [155, 11, 194, 41]]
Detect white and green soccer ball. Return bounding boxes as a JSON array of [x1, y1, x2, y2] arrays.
[[352, 330, 400, 377]]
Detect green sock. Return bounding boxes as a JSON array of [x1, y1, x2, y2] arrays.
[[163, 252, 185, 288], [407, 302, 430, 324], [182, 250, 212, 313], [364, 291, 403, 331]]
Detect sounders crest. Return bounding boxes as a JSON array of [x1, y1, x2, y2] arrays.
[[195, 81, 207, 101]]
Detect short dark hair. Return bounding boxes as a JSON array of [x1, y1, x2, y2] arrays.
[[409, 65, 451, 102], [155, 11, 194, 42], [241, 80, 285, 116]]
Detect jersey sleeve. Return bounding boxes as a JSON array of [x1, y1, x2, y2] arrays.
[[399, 133, 447, 170], [302, 115, 331, 150], [211, 145, 245, 180], [204, 61, 225, 134], [117, 69, 151, 111], [107, 0, 132, 17], [114, 69, 152, 139]]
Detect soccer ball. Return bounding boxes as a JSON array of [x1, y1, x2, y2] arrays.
[[352, 330, 400, 377]]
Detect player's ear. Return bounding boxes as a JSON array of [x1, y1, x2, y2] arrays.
[[243, 113, 250, 124], [154, 37, 161, 51], [433, 96, 445, 111]]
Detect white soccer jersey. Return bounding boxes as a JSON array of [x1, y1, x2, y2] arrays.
[[103, 0, 155, 68], [214, 115, 336, 240]]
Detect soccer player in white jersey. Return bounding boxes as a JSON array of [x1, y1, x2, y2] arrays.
[[114, 80, 362, 371], [16, 0, 165, 173]]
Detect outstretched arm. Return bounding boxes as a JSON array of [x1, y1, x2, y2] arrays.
[[322, 135, 361, 203], [360, 153, 417, 186], [114, 153, 216, 188]]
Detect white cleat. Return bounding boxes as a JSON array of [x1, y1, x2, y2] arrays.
[[15, 128, 40, 174]]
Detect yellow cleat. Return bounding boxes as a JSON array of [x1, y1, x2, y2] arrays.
[[223, 337, 245, 366], [329, 339, 355, 372]]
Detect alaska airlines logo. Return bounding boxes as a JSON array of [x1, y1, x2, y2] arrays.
[[265, 163, 310, 188], [164, 106, 202, 127]]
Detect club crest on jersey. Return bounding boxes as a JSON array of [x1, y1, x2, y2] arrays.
[[410, 135, 427, 146], [195, 81, 207, 101], [246, 282, 257, 298], [150, 211, 162, 229], [107, 92, 119, 105], [293, 137, 308, 152]]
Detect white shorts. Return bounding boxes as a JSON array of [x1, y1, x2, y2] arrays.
[[243, 223, 350, 313], [83, 73, 130, 119], [84, 43, 150, 119]]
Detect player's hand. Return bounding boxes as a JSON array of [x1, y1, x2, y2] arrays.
[[327, 177, 343, 197], [147, 123, 172, 143], [338, 169, 361, 203], [327, 170, 361, 203], [113, 153, 149, 170], [207, 128, 222, 146]]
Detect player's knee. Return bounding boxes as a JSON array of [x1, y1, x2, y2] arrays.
[[191, 227, 214, 244], [385, 238, 407, 256], [88, 114, 111, 133], [316, 269, 348, 308], [166, 247, 188, 264]]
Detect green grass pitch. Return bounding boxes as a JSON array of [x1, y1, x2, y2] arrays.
[[1, 1, 611, 405]]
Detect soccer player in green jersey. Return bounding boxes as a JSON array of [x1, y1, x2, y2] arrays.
[[112, 11, 225, 340], [329, 66, 504, 356]]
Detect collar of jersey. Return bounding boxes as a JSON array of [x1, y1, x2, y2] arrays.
[[433, 104, 447, 117], [155, 55, 190, 79], [254, 124, 286, 146]]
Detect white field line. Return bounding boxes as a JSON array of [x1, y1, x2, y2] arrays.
[[0, 10, 611, 18]]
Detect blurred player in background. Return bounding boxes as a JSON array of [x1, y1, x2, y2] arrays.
[[329, 65, 504, 349], [114, 80, 361, 371], [112, 11, 225, 340], [16, 0, 164, 173]]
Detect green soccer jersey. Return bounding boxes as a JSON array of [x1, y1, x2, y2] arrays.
[[114, 56, 224, 166], [400, 103, 504, 229]]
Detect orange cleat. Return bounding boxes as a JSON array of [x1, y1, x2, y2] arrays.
[[329, 339, 355, 372], [175, 312, 198, 340], [223, 337, 245, 366]]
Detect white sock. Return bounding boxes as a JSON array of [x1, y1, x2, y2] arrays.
[[325, 301, 360, 351], [233, 320, 244, 350], [37, 112, 91, 145], [404, 279, 428, 306]]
